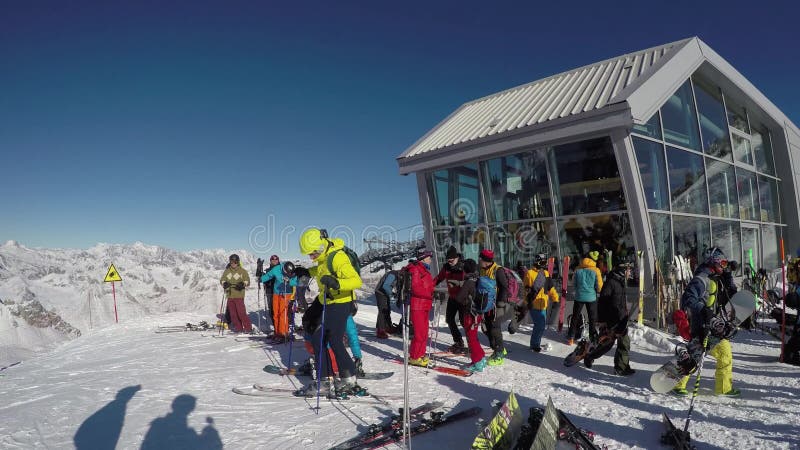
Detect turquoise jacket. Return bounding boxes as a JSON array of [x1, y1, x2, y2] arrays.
[[260, 262, 297, 295], [574, 258, 602, 302]]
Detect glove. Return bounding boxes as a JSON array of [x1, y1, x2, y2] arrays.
[[350, 301, 358, 316], [701, 306, 715, 329], [235, 282, 245, 290], [320, 275, 340, 290], [222, 281, 231, 289]]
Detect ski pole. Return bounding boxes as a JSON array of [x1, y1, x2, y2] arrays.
[[217, 290, 227, 336], [315, 289, 329, 412], [257, 281, 262, 334], [683, 336, 710, 434], [402, 301, 411, 449]]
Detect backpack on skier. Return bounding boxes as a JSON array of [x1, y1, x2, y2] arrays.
[[327, 246, 362, 276], [500, 266, 523, 305], [473, 275, 497, 314]]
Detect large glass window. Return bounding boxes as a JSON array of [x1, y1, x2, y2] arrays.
[[432, 225, 488, 262], [732, 134, 753, 166], [736, 170, 758, 221], [758, 176, 779, 223], [650, 213, 673, 272], [761, 224, 779, 270], [673, 215, 710, 268], [558, 214, 635, 272], [693, 76, 731, 160], [481, 150, 552, 222], [633, 112, 662, 140], [741, 225, 759, 272], [428, 163, 483, 226], [551, 137, 626, 215], [726, 98, 750, 134], [661, 81, 701, 151], [666, 146, 708, 214], [752, 124, 775, 175], [488, 221, 558, 268], [706, 159, 738, 219], [711, 220, 741, 269], [633, 137, 670, 210]]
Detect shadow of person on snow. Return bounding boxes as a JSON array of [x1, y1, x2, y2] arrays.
[[140, 394, 222, 450], [74, 384, 142, 450]]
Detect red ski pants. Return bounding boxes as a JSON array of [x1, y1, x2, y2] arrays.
[[463, 313, 485, 364], [410, 308, 430, 359], [227, 298, 252, 333]]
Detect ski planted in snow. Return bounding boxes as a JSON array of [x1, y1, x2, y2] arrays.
[[349, 406, 483, 450], [330, 401, 445, 450], [388, 358, 472, 377]]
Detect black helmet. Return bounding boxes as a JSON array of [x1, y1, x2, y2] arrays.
[[282, 261, 296, 278], [229, 254, 240, 263], [533, 254, 547, 268]]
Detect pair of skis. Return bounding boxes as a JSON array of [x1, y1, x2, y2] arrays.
[[333, 405, 482, 450], [388, 358, 472, 377], [330, 401, 443, 449]]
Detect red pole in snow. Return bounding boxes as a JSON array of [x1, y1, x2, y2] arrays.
[[112, 281, 119, 324]]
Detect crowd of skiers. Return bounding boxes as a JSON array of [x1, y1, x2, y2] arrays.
[[219, 232, 793, 398]]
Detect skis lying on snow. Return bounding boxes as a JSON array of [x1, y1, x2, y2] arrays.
[[330, 401, 445, 450], [155, 322, 215, 333], [344, 406, 483, 450], [0, 361, 21, 372], [263, 364, 394, 380], [232, 383, 400, 404], [387, 358, 472, 377], [661, 413, 694, 449], [472, 391, 523, 449]]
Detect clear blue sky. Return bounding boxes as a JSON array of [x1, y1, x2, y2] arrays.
[[2, 1, 798, 259]]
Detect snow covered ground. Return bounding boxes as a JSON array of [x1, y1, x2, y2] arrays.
[[1, 295, 799, 449]]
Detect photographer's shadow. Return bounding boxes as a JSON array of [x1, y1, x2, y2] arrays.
[[141, 394, 222, 450], [74, 384, 141, 450]]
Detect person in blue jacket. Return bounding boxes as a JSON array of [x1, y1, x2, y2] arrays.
[[260, 260, 298, 341], [567, 251, 603, 345]]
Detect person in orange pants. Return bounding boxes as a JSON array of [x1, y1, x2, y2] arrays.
[[261, 259, 297, 340]]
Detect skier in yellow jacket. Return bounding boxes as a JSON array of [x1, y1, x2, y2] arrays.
[[296, 228, 363, 397]]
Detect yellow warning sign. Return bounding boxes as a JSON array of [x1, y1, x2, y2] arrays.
[[104, 264, 122, 282]]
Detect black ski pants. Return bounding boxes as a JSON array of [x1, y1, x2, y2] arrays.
[[375, 290, 394, 331], [311, 302, 356, 379], [568, 301, 598, 342], [445, 298, 464, 345], [483, 304, 513, 352]]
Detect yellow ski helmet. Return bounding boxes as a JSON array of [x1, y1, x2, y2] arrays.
[[299, 228, 327, 255]]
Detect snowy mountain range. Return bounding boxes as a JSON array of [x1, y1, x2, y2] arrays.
[[0, 240, 262, 365]]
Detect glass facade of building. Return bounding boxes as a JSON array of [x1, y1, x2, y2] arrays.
[[423, 71, 785, 276], [631, 73, 784, 271], [427, 137, 634, 271]]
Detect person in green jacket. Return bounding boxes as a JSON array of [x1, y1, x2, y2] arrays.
[[566, 251, 602, 345], [295, 228, 363, 396], [220, 254, 252, 333]]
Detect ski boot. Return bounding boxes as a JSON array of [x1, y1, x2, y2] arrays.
[[408, 356, 429, 367], [334, 376, 367, 398], [487, 348, 507, 366], [448, 342, 466, 355], [467, 357, 487, 373], [294, 378, 333, 398]]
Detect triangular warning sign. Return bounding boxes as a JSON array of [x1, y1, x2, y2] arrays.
[[104, 264, 122, 282]]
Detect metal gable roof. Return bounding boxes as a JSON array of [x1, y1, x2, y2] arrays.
[[398, 37, 695, 162]]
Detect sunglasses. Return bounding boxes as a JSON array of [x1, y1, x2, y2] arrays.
[[270, 258, 279, 261]]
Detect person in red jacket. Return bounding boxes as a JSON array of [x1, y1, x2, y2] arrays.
[[408, 249, 435, 367], [434, 246, 466, 353]]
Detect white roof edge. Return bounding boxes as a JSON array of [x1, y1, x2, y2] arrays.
[[397, 104, 468, 159], [695, 39, 800, 136]]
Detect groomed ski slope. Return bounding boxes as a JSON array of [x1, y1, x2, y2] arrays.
[[1, 300, 798, 449]]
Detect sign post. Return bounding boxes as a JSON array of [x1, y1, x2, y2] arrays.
[[103, 264, 123, 323]]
